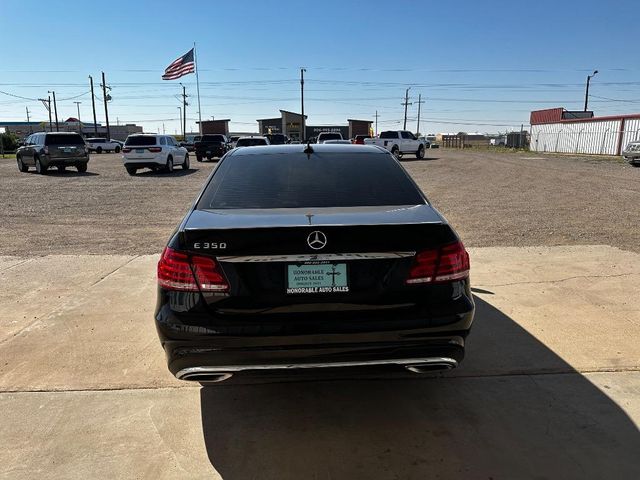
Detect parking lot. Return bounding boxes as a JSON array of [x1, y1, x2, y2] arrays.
[[1, 149, 639, 479]]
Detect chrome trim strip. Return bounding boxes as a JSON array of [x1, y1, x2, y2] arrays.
[[216, 252, 416, 263], [176, 357, 458, 379]]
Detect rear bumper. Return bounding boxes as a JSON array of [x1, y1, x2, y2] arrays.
[[123, 157, 164, 167], [195, 147, 226, 157], [156, 299, 474, 379], [43, 155, 89, 167]]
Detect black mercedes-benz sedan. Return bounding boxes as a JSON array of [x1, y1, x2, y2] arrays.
[[155, 144, 474, 382]]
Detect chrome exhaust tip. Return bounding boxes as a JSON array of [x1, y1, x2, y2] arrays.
[[405, 358, 458, 373], [178, 372, 233, 383]]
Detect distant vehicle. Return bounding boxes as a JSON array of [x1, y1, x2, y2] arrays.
[[229, 136, 240, 149], [111, 139, 124, 147], [236, 136, 270, 147], [265, 133, 289, 145], [323, 139, 352, 144], [181, 135, 201, 152], [86, 137, 121, 153], [16, 132, 89, 174], [622, 141, 640, 167], [154, 143, 473, 383], [353, 135, 372, 145], [316, 132, 344, 144], [365, 130, 428, 159], [194, 134, 228, 161], [121, 134, 189, 175]]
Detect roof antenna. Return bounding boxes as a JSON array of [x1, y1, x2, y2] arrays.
[[303, 139, 314, 155]]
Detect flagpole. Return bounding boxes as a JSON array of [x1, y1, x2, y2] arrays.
[[194, 42, 203, 135]]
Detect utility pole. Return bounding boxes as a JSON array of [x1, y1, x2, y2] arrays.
[[89, 75, 98, 135], [180, 83, 187, 139], [177, 107, 182, 138], [48, 91, 59, 131], [73, 101, 82, 134], [162, 123, 165, 134], [101, 71, 111, 139], [374, 110, 380, 136], [47, 96, 52, 132], [402, 87, 412, 130], [300, 67, 306, 142], [26, 106, 32, 133], [415, 94, 425, 136], [584, 70, 598, 112]]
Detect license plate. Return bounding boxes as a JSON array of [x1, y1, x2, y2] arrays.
[[135, 149, 144, 153], [287, 263, 349, 294], [63, 148, 71, 153]]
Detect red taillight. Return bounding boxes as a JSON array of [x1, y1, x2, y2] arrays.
[[148, 147, 162, 153], [122, 147, 131, 153], [157, 247, 229, 292], [406, 241, 470, 284]]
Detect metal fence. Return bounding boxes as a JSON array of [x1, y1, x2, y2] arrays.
[[530, 119, 640, 155]]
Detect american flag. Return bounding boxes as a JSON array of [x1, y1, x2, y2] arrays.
[[162, 48, 195, 80]]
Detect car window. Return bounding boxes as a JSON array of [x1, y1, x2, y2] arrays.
[[197, 151, 425, 209], [167, 137, 175, 146], [401, 131, 413, 139], [201, 135, 226, 142], [160, 137, 166, 146], [125, 136, 157, 146], [379, 131, 396, 139], [45, 134, 84, 145]]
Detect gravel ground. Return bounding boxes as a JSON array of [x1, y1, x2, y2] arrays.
[[0, 149, 638, 256]]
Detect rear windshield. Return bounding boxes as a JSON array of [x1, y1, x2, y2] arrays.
[[125, 136, 157, 146], [201, 135, 226, 142], [318, 133, 342, 140], [237, 138, 267, 147], [45, 134, 84, 146], [267, 134, 286, 144], [87, 138, 105, 143], [379, 131, 396, 139], [198, 151, 424, 209]]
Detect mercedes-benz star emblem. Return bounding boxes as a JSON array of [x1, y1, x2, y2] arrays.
[[307, 231, 327, 250]]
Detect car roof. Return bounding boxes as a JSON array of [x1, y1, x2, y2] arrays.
[[227, 144, 386, 156], [44, 132, 80, 135], [238, 136, 268, 140]]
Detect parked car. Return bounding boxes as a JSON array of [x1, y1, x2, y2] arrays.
[[622, 141, 640, 167], [365, 130, 428, 159], [228, 136, 240, 149], [16, 132, 89, 174], [194, 134, 229, 161], [353, 134, 372, 145], [316, 132, 344, 143], [180, 135, 201, 152], [121, 134, 189, 175], [86, 137, 121, 153], [235, 136, 270, 147], [264, 133, 289, 145], [154, 143, 474, 383]]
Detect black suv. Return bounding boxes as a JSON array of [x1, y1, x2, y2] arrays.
[[16, 132, 89, 174]]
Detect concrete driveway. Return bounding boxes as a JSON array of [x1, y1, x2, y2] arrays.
[[1, 245, 639, 479]]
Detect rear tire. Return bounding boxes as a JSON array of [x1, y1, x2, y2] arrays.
[[16, 156, 28, 172], [77, 163, 87, 173], [115, 146, 121, 153], [126, 166, 137, 175], [182, 154, 190, 170], [165, 156, 174, 173], [196, 155, 203, 162], [416, 145, 425, 159], [96, 146, 102, 154], [391, 145, 400, 159], [35, 157, 47, 174]]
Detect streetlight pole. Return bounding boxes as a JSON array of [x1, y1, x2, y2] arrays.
[[101, 71, 111, 140], [89, 75, 98, 135], [584, 70, 598, 112], [74, 101, 82, 134], [300, 68, 306, 142]]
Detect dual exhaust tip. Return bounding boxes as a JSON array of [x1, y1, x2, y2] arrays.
[[178, 357, 458, 383]]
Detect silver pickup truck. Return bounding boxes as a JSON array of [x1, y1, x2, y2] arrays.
[[364, 130, 429, 159]]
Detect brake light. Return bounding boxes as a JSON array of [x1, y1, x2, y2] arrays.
[[122, 147, 131, 153], [406, 241, 470, 284], [157, 247, 229, 292], [148, 147, 162, 153]]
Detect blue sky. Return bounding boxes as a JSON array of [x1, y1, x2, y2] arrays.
[[1, 0, 639, 135]]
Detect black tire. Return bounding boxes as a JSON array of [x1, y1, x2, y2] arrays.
[[416, 145, 425, 159], [182, 154, 190, 170], [165, 156, 174, 173], [77, 163, 87, 173], [114, 146, 121, 153], [58, 165, 66, 172], [126, 166, 137, 175], [391, 145, 400, 159], [196, 155, 203, 162], [16, 156, 28, 172], [206, 155, 212, 161], [35, 156, 47, 174], [96, 146, 102, 154]]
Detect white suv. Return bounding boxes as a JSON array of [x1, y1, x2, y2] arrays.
[[86, 137, 121, 153], [122, 134, 189, 175]]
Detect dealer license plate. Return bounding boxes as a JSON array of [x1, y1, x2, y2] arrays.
[[135, 148, 144, 153], [287, 263, 349, 294]]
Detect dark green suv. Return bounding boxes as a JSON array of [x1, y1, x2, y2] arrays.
[[16, 132, 90, 174]]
